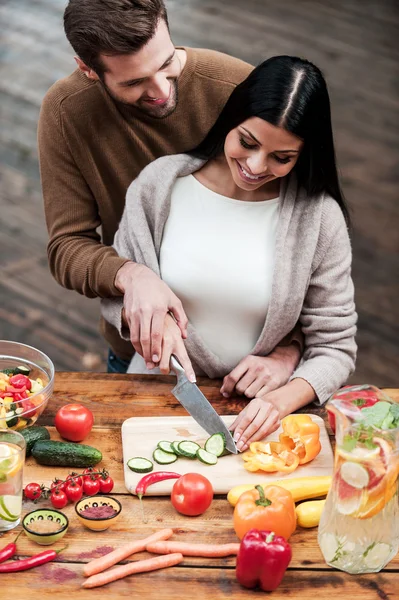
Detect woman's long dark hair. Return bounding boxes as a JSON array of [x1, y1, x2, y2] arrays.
[[192, 56, 349, 223]]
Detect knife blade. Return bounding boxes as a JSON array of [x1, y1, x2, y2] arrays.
[[170, 355, 237, 454]]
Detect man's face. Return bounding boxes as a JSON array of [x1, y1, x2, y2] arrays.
[[98, 20, 182, 118]]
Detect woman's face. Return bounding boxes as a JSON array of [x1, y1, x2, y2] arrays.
[[224, 117, 303, 192]]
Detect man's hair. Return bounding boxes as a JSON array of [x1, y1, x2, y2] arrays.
[[64, 0, 168, 76]]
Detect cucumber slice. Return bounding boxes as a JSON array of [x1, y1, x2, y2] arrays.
[[171, 441, 185, 456], [153, 448, 178, 465], [157, 441, 174, 454], [127, 457, 154, 473], [204, 433, 226, 457], [196, 448, 218, 465], [15, 365, 30, 376], [178, 441, 201, 458]]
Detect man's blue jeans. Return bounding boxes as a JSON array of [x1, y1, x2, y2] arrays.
[[107, 350, 130, 374]]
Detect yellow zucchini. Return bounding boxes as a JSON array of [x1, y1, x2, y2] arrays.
[[227, 475, 332, 507], [296, 499, 326, 528]]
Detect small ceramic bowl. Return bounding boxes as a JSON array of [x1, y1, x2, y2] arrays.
[[75, 495, 122, 531], [22, 508, 68, 545]]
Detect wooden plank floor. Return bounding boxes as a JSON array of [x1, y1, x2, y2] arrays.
[[0, 0, 398, 384]]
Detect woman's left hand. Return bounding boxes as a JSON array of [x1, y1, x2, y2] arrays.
[[229, 398, 280, 451], [220, 347, 300, 399]]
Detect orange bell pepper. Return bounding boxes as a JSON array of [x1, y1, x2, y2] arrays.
[[243, 442, 299, 474], [279, 415, 321, 465], [233, 484, 297, 541]]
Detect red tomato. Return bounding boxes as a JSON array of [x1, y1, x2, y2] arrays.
[[171, 473, 213, 516], [83, 477, 101, 496], [24, 482, 42, 501], [50, 489, 68, 509], [65, 480, 83, 503], [99, 476, 114, 494], [21, 399, 37, 418], [67, 472, 84, 487], [51, 478, 66, 492], [54, 403, 94, 442], [9, 374, 31, 390], [83, 467, 101, 480]]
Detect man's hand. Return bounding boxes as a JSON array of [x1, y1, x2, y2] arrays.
[[115, 261, 188, 368], [220, 344, 301, 399]]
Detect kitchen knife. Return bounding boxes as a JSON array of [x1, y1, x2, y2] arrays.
[[170, 355, 238, 454]]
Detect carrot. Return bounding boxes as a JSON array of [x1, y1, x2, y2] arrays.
[[82, 553, 183, 588], [83, 528, 174, 577], [146, 541, 240, 557]]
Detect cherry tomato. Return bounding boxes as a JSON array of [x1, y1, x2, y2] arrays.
[[24, 482, 42, 501], [54, 403, 94, 442], [171, 473, 213, 516], [65, 480, 83, 503], [99, 476, 114, 494], [9, 374, 31, 390], [67, 472, 84, 487], [51, 478, 66, 492], [20, 399, 37, 418], [50, 489, 68, 509], [82, 467, 101, 480], [83, 477, 101, 496]]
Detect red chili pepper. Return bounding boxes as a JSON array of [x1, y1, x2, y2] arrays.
[[135, 472, 181, 499], [236, 529, 292, 592], [0, 545, 67, 572], [0, 531, 23, 563]]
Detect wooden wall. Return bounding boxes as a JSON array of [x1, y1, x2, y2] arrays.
[[0, 0, 398, 385]]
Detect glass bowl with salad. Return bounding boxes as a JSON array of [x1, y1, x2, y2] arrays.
[[0, 341, 54, 430]]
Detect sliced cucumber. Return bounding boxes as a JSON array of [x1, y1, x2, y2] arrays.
[[153, 448, 178, 465], [178, 440, 201, 458], [171, 441, 185, 456], [127, 457, 154, 473], [197, 448, 218, 465], [157, 441, 174, 454], [204, 433, 226, 457], [15, 365, 30, 376]]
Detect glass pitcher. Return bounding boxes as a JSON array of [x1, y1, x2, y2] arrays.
[[318, 385, 399, 574]]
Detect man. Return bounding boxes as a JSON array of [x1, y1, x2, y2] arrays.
[[39, 0, 302, 396]]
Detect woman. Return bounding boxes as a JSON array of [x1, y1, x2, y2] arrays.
[[102, 56, 357, 450]]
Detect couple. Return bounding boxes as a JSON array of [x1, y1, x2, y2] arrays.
[[39, 0, 357, 452]]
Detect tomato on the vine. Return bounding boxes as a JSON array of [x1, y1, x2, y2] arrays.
[[83, 467, 101, 480], [55, 403, 94, 442], [24, 482, 42, 501], [50, 488, 68, 509], [171, 473, 213, 516], [67, 472, 84, 487], [83, 477, 101, 496], [51, 478, 66, 492], [65, 480, 83, 503], [99, 475, 114, 494]]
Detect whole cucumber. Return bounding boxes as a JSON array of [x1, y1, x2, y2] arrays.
[[20, 426, 50, 457], [32, 440, 102, 467]]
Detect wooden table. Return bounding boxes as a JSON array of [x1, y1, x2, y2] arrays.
[[1, 374, 398, 599]]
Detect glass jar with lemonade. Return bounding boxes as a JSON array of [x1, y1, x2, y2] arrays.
[[0, 429, 25, 531], [318, 385, 399, 574]]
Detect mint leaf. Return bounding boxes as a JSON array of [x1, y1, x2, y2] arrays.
[[381, 412, 394, 430], [389, 403, 399, 428], [342, 435, 357, 452], [352, 398, 367, 407], [358, 402, 391, 428]]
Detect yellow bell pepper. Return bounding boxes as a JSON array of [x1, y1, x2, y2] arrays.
[[295, 499, 326, 528], [227, 475, 332, 507], [279, 415, 321, 464], [243, 441, 300, 474]]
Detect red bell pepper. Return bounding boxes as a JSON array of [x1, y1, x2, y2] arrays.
[[236, 529, 292, 592]]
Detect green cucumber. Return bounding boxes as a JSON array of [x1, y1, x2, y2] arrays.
[[196, 448, 218, 465], [204, 433, 226, 457], [15, 365, 30, 376], [20, 426, 50, 456], [171, 441, 185, 456], [127, 457, 154, 473], [32, 440, 102, 467], [177, 440, 201, 458], [153, 448, 178, 465], [157, 441, 174, 454]]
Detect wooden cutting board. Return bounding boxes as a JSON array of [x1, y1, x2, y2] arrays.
[[122, 414, 333, 495]]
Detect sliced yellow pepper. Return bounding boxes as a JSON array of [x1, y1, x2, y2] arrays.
[[279, 415, 321, 464]]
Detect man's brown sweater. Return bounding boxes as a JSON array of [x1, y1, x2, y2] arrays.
[[38, 48, 252, 359]]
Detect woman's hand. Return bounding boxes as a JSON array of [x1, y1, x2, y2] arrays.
[[220, 345, 301, 399], [230, 398, 280, 451], [115, 262, 188, 369], [157, 314, 196, 382]]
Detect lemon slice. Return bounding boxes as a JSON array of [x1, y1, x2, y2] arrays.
[[0, 495, 21, 520], [338, 445, 380, 463], [363, 543, 392, 570], [0, 444, 22, 477], [340, 462, 369, 489]]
